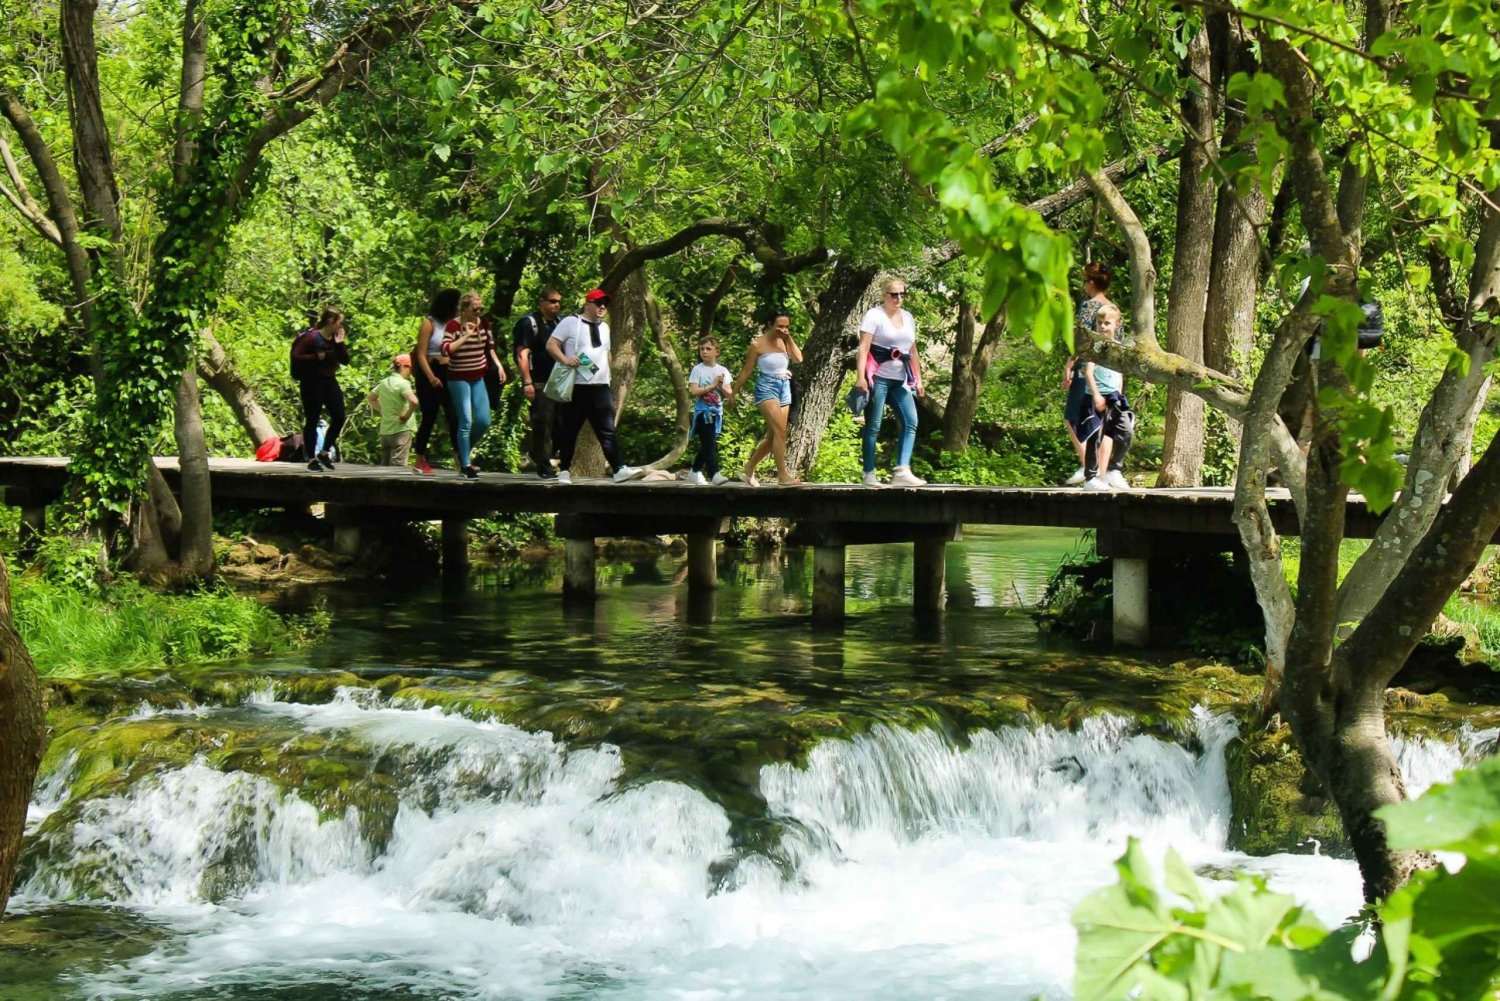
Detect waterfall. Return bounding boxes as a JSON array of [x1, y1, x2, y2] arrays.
[[16, 691, 1470, 1000]]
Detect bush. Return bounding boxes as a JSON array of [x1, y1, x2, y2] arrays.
[[1074, 754, 1500, 1000], [10, 574, 328, 678]]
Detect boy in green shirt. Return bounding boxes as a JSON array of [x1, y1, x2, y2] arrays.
[[368, 354, 420, 467]]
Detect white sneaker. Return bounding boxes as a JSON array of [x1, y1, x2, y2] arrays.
[[1082, 476, 1113, 492], [890, 466, 927, 487], [612, 465, 647, 482], [1105, 469, 1130, 490], [711, 473, 730, 485], [1065, 466, 1086, 485], [686, 471, 707, 485], [557, 471, 572, 484], [862, 472, 883, 488]]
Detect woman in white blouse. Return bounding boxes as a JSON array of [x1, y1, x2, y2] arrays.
[[855, 277, 926, 487]]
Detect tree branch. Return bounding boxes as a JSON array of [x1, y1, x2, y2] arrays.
[[600, 217, 828, 292], [925, 145, 1171, 267], [0, 133, 59, 245], [0, 89, 90, 306], [225, 2, 456, 216], [1085, 166, 1159, 349]]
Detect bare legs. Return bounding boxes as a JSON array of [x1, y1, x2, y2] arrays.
[[743, 400, 798, 485]]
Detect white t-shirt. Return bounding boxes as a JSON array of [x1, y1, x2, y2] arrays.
[[550, 315, 611, 385], [860, 307, 916, 381], [689, 362, 733, 410]]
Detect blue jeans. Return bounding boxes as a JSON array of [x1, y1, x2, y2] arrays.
[[863, 377, 917, 473], [447, 377, 492, 468]]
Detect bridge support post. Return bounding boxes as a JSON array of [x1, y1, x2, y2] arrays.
[[1112, 557, 1150, 647], [441, 518, 469, 577], [812, 545, 845, 625], [564, 538, 597, 601], [332, 524, 361, 557], [913, 537, 947, 612], [687, 531, 717, 591]]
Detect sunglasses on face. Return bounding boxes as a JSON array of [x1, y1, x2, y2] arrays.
[[543, 298, 562, 304], [887, 291, 906, 298]]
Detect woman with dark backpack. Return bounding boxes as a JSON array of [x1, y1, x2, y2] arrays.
[[289, 307, 349, 471], [411, 288, 461, 475]]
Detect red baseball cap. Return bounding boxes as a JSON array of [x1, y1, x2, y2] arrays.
[[585, 289, 610, 304]]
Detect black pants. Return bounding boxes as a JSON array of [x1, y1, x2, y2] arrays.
[[414, 365, 458, 457], [298, 376, 345, 460], [528, 394, 559, 473], [1083, 398, 1135, 480], [557, 384, 622, 472], [690, 411, 720, 476]]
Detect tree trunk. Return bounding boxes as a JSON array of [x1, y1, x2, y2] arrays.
[[145, 464, 183, 555], [644, 290, 693, 469], [174, 367, 214, 577], [786, 261, 879, 475], [1158, 27, 1216, 486], [941, 302, 1005, 452], [0, 554, 46, 917], [198, 328, 278, 447]]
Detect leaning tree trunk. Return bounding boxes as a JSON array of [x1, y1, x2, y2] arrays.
[[198, 328, 277, 448], [786, 261, 879, 475], [0, 554, 45, 918], [643, 292, 693, 470], [1158, 26, 1217, 486], [174, 367, 214, 577], [941, 302, 1005, 452]]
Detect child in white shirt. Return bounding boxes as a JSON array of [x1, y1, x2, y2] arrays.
[[687, 337, 735, 484]]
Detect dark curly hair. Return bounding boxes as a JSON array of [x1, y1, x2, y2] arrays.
[[1083, 261, 1112, 292]]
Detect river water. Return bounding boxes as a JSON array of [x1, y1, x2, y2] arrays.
[[3, 528, 1476, 999]]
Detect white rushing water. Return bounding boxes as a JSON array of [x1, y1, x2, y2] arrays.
[[19, 692, 1475, 1000]]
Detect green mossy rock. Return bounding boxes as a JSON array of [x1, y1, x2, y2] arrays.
[[1224, 721, 1349, 857]]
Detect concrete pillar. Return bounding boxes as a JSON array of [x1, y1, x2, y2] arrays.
[[332, 524, 361, 557], [441, 518, 469, 577], [687, 532, 717, 591], [564, 538, 597, 601], [913, 537, 946, 612], [19, 505, 45, 561], [1113, 556, 1150, 647], [812, 545, 845, 625]]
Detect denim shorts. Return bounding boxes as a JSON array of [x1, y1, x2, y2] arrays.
[[754, 373, 792, 406]]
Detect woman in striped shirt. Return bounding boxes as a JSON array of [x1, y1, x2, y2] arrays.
[[441, 291, 507, 479]]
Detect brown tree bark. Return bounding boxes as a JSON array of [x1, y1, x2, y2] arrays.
[[786, 261, 879, 474], [198, 328, 279, 447], [940, 301, 1005, 452], [174, 367, 215, 577], [0, 554, 45, 917], [1158, 27, 1216, 486]]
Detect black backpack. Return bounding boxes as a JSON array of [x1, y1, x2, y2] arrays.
[[289, 329, 321, 380]]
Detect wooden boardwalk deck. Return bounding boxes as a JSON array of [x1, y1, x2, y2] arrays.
[[0, 455, 1384, 642], [0, 455, 1380, 538]]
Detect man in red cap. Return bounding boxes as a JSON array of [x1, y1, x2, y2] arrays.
[[546, 288, 645, 483]]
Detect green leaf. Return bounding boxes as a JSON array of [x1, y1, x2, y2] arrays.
[[1378, 754, 1500, 854]]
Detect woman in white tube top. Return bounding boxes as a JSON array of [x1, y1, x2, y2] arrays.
[[731, 308, 803, 486]]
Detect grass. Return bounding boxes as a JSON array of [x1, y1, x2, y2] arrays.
[[1441, 595, 1500, 662], [11, 575, 329, 678]]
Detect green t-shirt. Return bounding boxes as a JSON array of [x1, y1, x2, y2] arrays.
[[376, 373, 417, 435]]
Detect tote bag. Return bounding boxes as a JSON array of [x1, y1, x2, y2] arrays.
[[543, 362, 576, 403]]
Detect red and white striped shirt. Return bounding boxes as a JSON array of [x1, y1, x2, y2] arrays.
[[442, 319, 493, 380]]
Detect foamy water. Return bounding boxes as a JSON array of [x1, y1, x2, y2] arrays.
[[18, 691, 1473, 1000]]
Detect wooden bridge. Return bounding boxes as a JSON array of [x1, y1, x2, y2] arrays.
[[0, 456, 1384, 644]]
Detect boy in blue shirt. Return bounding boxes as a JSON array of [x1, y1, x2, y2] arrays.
[[1077, 304, 1135, 491]]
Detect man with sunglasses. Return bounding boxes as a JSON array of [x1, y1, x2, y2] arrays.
[[547, 288, 646, 484], [513, 285, 564, 478]]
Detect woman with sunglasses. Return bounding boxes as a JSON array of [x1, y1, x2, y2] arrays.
[[855, 277, 926, 487], [732, 308, 803, 486]]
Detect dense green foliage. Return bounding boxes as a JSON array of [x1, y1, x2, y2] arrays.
[[9, 538, 327, 678], [1073, 753, 1500, 1000]]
